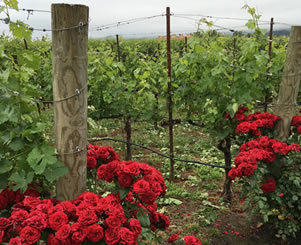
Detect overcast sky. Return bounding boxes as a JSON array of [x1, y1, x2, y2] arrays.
[[0, 0, 300, 39]]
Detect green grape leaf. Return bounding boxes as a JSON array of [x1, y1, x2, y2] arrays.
[[9, 170, 27, 192], [9, 21, 32, 41], [0, 174, 9, 189], [8, 138, 24, 151], [0, 159, 13, 174], [27, 147, 43, 169], [4, 0, 18, 10], [44, 162, 68, 182]]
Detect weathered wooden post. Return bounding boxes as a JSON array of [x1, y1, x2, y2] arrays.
[[52, 4, 89, 201], [275, 26, 301, 141]]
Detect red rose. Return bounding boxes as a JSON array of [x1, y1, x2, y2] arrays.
[[96, 147, 110, 159], [57, 200, 77, 217], [129, 218, 142, 235], [139, 191, 157, 204], [78, 209, 98, 226], [23, 196, 41, 210], [8, 237, 24, 245], [46, 233, 60, 245], [260, 178, 276, 193], [123, 162, 140, 176], [150, 181, 163, 196], [271, 141, 288, 154], [87, 156, 97, 169], [168, 233, 179, 243], [0, 230, 4, 243], [86, 224, 104, 242], [20, 226, 41, 244], [48, 211, 68, 231], [297, 125, 301, 134], [104, 228, 120, 245], [291, 116, 301, 126], [184, 235, 202, 245], [157, 213, 170, 230], [36, 201, 53, 214], [236, 121, 251, 134], [24, 185, 40, 197], [118, 173, 132, 187], [77, 191, 100, 206], [0, 217, 11, 230], [287, 144, 301, 152], [0, 195, 8, 211], [234, 112, 245, 121], [24, 212, 48, 231], [133, 179, 150, 195], [1, 187, 15, 204], [228, 169, 238, 180], [105, 215, 122, 229], [71, 223, 86, 243], [97, 160, 121, 182], [56, 224, 71, 241], [119, 227, 137, 245]]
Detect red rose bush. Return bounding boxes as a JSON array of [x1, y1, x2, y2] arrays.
[[0, 145, 174, 244], [0, 144, 203, 244], [230, 108, 301, 239]]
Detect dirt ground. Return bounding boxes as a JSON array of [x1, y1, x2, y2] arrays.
[[159, 176, 301, 245]]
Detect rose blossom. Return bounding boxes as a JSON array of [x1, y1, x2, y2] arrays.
[[56, 224, 71, 241], [7, 237, 25, 245], [119, 227, 137, 245], [20, 226, 41, 244], [168, 233, 179, 243], [260, 178, 276, 193], [184, 235, 202, 245], [86, 224, 104, 242], [104, 228, 120, 245], [129, 218, 142, 235], [48, 211, 69, 231]]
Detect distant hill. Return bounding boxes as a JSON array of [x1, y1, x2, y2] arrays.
[[272, 29, 290, 36]]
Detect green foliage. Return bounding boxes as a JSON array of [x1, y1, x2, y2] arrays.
[[0, 1, 67, 193]]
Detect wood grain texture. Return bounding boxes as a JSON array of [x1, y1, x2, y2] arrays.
[[275, 26, 301, 141], [52, 4, 89, 201]]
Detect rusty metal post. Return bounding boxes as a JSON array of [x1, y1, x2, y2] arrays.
[[116, 34, 122, 76], [116, 34, 131, 160], [166, 7, 175, 181]]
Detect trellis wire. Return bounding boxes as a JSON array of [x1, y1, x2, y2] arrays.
[[1, 17, 89, 32], [88, 137, 231, 170], [0, 82, 85, 104]]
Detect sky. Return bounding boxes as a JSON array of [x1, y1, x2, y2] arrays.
[[0, 0, 300, 39]]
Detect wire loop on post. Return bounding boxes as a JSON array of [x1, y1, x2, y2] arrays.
[[55, 146, 83, 156]]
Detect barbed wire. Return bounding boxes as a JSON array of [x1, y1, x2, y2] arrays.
[[88, 137, 231, 169]]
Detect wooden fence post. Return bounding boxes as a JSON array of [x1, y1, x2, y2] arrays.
[[52, 4, 89, 201], [275, 26, 301, 141]]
